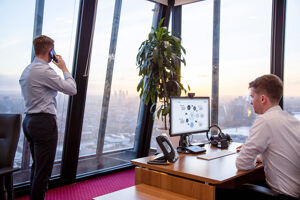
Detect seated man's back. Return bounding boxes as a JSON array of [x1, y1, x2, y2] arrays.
[[236, 74, 300, 198], [261, 107, 300, 197]]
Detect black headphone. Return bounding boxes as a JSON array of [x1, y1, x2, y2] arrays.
[[206, 125, 232, 149]]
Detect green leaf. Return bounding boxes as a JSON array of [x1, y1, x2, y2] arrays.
[[182, 57, 186, 66], [162, 107, 168, 116], [150, 93, 156, 103], [136, 16, 188, 123], [148, 33, 153, 41], [173, 80, 182, 90], [150, 102, 156, 113], [156, 108, 161, 119], [137, 78, 143, 92], [145, 93, 150, 104], [158, 18, 164, 28], [181, 46, 186, 54]]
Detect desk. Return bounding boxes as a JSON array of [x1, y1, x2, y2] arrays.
[[93, 184, 198, 200], [131, 142, 264, 200]]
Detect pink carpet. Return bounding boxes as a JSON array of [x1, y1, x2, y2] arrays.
[[16, 168, 135, 200]]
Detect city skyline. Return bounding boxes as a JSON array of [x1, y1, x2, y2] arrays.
[[3, 92, 300, 163], [2, 88, 300, 184]]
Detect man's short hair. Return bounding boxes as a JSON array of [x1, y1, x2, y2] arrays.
[[33, 35, 54, 55], [249, 74, 283, 104]]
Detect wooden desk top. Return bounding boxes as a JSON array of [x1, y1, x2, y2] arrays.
[[131, 142, 263, 185], [93, 184, 197, 200]]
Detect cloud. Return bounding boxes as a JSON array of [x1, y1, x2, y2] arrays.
[[0, 39, 21, 49], [248, 16, 257, 20]]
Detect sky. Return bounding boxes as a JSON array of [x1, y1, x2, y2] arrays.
[[0, 0, 299, 97]]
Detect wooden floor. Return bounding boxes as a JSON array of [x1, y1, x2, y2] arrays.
[[93, 184, 197, 200]]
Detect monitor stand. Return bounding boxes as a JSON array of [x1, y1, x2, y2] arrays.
[[177, 135, 189, 153], [176, 134, 207, 154]]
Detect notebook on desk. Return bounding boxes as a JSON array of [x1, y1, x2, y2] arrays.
[[197, 150, 237, 160]]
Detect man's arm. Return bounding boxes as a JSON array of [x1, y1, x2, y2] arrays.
[[236, 117, 270, 170], [42, 55, 77, 95]]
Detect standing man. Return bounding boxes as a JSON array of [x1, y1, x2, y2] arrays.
[[19, 35, 77, 199], [236, 74, 300, 199]]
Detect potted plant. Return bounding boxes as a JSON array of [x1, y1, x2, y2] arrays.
[[136, 19, 189, 132]]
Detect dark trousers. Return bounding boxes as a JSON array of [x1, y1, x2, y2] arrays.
[[216, 180, 270, 200], [23, 113, 58, 200], [216, 180, 298, 200]]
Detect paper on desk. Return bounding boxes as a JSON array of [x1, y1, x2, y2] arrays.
[[197, 150, 237, 160]]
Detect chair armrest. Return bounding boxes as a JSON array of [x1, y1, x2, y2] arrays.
[[242, 183, 279, 197], [0, 167, 20, 176]]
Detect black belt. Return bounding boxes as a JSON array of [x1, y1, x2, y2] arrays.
[[26, 113, 56, 117]]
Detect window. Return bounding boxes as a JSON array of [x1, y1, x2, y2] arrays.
[[0, 0, 35, 185], [284, 0, 300, 120], [103, 0, 153, 152], [79, 0, 115, 158], [0, 0, 79, 184], [42, 0, 79, 177], [218, 0, 272, 142], [77, 0, 154, 176], [152, 1, 213, 149], [181, 1, 213, 98]]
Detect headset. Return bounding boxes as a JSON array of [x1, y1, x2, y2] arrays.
[[206, 124, 232, 149]]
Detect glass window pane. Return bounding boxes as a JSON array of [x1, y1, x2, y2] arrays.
[[0, 0, 79, 185], [42, 0, 79, 177], [0, 0, 35, 185], [284, 0, 300, 119], [103, 0, 153, 152], [152, 1, 213, 150], [79, 0, 115, 158], [218, 0, 272, 142], [181, 2, 213, 98], [77, 0, 154, 176], [181, 1, 213, 144]]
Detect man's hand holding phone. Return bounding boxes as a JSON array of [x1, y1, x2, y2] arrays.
[[50, 49, 58, 63], [52, 54, 68, 73], [50, 48, 68, 72]]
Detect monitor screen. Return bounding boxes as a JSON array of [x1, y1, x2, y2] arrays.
[[170, 97, 210, 136]]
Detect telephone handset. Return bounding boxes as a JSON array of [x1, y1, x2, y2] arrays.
[[148, 135, 178, 165], [49, 48, 58, 63]]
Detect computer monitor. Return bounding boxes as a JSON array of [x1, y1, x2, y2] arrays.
[[170, 96, 210, 148]]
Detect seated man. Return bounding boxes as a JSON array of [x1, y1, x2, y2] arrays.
[[236, 74, 300, 199]]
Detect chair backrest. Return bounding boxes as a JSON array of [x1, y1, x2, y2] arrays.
[[0, 114, 21, 168]]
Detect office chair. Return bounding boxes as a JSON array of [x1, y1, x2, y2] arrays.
[[242, 183, 300, 200], [0, 114, 21, 200]]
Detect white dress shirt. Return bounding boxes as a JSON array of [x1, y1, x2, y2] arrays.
[[19, 57, 77, 115], [236, 105, 300, 198]]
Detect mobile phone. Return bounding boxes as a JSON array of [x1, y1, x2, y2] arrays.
[[50, 48, 58, 63]]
